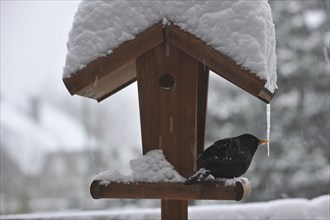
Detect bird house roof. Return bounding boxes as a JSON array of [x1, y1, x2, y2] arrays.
[[63, 1, 277, 103]]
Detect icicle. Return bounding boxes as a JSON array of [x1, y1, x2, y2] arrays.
[[266, 104, 271, 157]]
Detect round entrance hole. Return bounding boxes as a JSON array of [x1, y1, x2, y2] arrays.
[[159, 74, 175, 89]]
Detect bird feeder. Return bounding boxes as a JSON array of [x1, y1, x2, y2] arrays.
[[63, 20, 275, 219]]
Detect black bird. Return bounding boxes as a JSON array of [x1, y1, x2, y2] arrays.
[[184, 134, 268, 185]]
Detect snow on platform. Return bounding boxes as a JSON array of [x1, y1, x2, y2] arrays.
[[63, 0, 277, 92], [2, 195, 329, 220], [93, 150, 186, 185]]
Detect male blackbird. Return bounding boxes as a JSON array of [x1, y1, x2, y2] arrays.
[[184, 134, 268, 185]]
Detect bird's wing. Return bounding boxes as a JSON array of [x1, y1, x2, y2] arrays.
[[202, 157, 249, 164], [213, 138, 231, 146], [198, 138, 231, 161], [184, 168, 211, 185], [200, 138, 251, 163]]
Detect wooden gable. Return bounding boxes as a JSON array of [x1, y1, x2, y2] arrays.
[[63, 21, 275, 103]]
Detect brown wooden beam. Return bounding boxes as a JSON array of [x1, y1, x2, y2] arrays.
[[196, 63, 209, 170], [258, 87, 277, 104], [165, 24, 274, 103], [76, 60, 137, 101], [136, 42, 200, 220], [90, 180, 251, 201], [136, 43, 199, 178], [162, 200, 187, 220]]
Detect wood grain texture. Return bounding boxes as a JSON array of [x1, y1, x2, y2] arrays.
[[136, 43, 200, 178], [136, 42, 203, 220], [196, 64, 209, 169], [75, 60, 137, 101], [90, 180, 251, 201], [162, 200, 188, 220], [165, 24, 274, 103]]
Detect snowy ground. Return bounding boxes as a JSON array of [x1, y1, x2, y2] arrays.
[[2, 195, 329, 220]]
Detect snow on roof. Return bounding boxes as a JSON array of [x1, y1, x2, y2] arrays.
[[63, 0, 277, 93], [0, 99, 95, 174], [93, 149, 186, 184]]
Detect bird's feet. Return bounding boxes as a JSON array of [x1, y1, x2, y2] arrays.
[[184, 168, 214, 185]]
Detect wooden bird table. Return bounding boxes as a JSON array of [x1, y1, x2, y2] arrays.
[[63, 21, 275, 220]]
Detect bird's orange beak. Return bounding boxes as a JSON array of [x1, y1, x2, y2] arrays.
[[259, 139, 269, 145]]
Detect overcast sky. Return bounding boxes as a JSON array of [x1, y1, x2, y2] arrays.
[[1, 0, 81, 100]]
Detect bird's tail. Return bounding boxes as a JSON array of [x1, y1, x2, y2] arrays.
[[184, 168, 212, 185]]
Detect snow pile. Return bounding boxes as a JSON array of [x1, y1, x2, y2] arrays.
[[216, 177, 249, 187], [2, 195, 329, 220], [63, 0, 277, 92], [93, 150, 186, 185], [93, 170, 134, 185]]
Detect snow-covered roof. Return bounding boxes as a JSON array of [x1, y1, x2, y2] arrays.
[[63, 0, 277, 92]]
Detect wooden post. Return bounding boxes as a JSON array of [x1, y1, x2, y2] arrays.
[[136, 42, 209, 220], [196, 64, 209, 170], [161, 200, 188, 220]]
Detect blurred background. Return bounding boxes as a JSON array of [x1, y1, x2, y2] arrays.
[[1, 0, 329, 215]]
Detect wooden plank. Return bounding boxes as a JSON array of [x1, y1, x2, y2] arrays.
[[258, 87, 276, 104], [136, 43, 199, 177], [63, 21, 164, 100], [165, 24, 275, 103], [136, 42, 201, 220], [162, 200, 187, 220], [97, 77, 136, 102], [76, 60, 137, 101], [90, 180, 251, 201], [196, 63, 209, 169], [136, 43, 164, 155]]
